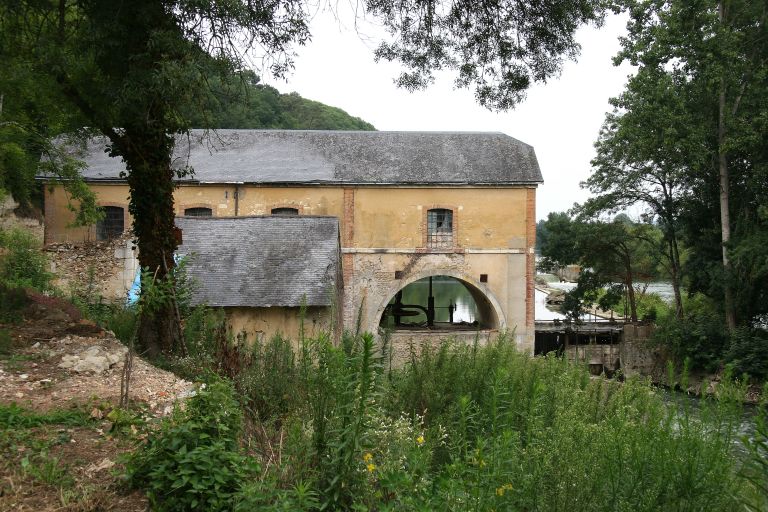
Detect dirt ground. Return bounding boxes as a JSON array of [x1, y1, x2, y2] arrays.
[[0, 294, 194, 511]]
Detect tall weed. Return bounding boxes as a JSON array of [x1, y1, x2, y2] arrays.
[[126, 327, 755, 511], [0, 228, 52, 291]]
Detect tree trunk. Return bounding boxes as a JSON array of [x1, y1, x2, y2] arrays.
[[622, 249, 638, 322], [116, 127, 181, 357], [668, 232, 684, 319], [718, 1, 737, 331]]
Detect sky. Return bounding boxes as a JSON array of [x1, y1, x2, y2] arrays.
[[261, 8, 635, 221]]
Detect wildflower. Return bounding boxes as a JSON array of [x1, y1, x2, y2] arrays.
[[496, 483, 513, 496], [367, 463, 376, 473], [416, 435, 425, 445], [363, 452, 373, 463]]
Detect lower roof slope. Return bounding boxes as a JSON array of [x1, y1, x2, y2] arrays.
[[51, 129, 543, 185], [175, 216, 339, 308]]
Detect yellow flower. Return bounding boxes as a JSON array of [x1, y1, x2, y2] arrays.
[[496, 487, 505, 497], [366, 463, 376, 473], [416, 435, 425, 445], [363, 452, 373, 462]]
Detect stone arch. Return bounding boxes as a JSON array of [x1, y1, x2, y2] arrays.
[[372, 268, 507, 331]]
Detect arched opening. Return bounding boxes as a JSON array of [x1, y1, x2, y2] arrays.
[[184, 207, 212, 217], [379, 275, 499, 331]]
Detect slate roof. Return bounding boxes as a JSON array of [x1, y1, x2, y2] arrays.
[[50, 130, 543, 185], [175, 216, 339, 308]]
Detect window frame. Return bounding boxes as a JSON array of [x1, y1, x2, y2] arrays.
[[271, 207, 300, 216], [96, 205, 125, 240], [425, 207, 456, 249], [183, 207, 213, 217]]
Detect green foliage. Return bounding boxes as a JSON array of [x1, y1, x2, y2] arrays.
[[726, 328, 768, 381], [128, 326, 761, 510], [0, 284, 29, 323], [236, 333, 299, 421], [539, 212, 662, 321], [124, 376, 256, 512], [740, 389, 768, 512], [20, 451, 73, 487], [371, 0, 605, 110], [0, 403, 92, 428], [0, 228, 52, 291], [186, 71, 375, 131], [654, 294, 729, 372], [0, 327, 10, 355], [612, 290, 670, 322], [591, 0, 768, 327]]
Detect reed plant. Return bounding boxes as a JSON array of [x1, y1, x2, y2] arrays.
[[127, 328, 756, 511]]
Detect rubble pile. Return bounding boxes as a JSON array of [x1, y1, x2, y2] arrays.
[[1, 333, 194, 415]]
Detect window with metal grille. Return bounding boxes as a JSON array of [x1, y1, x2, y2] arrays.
[[427, 208, 453, 248], [96, 206, 124, 240], [271, 207, 299, 215], [184, 207, 212, 217]]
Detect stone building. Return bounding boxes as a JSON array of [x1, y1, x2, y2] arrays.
[[41, 130, 543, 353]]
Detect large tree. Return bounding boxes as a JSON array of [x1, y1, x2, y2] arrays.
[[1, 0, 604, 355], [579, 68, 704, 319], [539, 212, 659, 322], [612, 0, 768, 329]]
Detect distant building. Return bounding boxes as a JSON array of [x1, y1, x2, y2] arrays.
[[40, 130, 543, 353]]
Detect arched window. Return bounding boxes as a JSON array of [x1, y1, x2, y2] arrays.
[[184, 207, 213, 217], [427, 208, 453, 248], [271, 207, 299, 215], [96, 206, 124, 240]]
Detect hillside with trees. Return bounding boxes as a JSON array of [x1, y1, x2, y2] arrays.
[[183, 72, 374, 131]]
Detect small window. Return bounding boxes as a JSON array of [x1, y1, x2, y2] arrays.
[[184, 207, 212, 217], [271, 207, 299, 215], [96, 206, 124, 240], [427, 208, 453, 248]]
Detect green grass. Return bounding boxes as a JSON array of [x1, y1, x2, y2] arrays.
[[0, 403, 92, 428], [123, 330, 760, 512]]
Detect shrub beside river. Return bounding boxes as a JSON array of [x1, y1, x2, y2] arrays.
[[124, 332, 768, 511]]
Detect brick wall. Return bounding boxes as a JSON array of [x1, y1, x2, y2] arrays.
[[525, 188, 536, 331]]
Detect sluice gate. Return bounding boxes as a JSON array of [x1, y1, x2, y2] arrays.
[[535, 321, 624, 376]]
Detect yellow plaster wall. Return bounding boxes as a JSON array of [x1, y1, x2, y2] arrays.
[[174, 185, 236, 216], [44, 184, 131, 244], [225, 306, 332, 345], [45, 184, 528, 251], [351, 188, 529, 249], [235, 186, 345, 217]]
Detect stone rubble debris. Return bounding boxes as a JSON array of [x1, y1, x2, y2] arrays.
[[59, 345, 128, 373], [1, 333, 194, 416]]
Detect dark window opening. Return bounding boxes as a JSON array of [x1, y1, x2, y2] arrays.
[[271, 207, 299, 215], [96, 206, 124, 240], [427, 208, 453, 248], [184, 207, 213, 217]]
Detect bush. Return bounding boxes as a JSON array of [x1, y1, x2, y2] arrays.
[[0, 284, 28, 323], [0, 228, 52, 291], [653, 293, 729, 372], [726, 327, 768, 380], [123, 376, 256, 511], [126, 330, 754, 511]]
